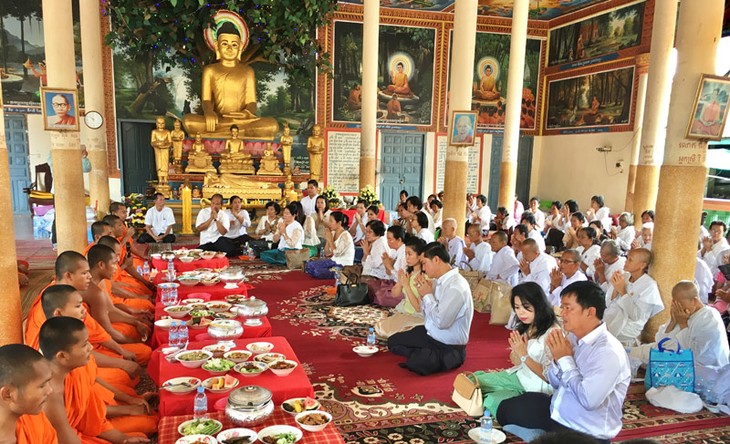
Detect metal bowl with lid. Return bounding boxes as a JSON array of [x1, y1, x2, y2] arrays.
[[219, 267, 246, 289], [225, 385, 274, 426], [235, 297, 268, 326], [207, 319, 244, 348]]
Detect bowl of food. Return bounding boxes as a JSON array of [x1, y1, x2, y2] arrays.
[[215, 252, 228, 259], [175, 350, 213, 368], [208, 320, 244, 342], [281, 397, 320, 416], [179, 256, 196, 263], [182, 298, 205, 305], [164, 305, 191, 319], [201, 278, 220, 287], [295, 410, 332, 433], [202, 358, 236, 375], [178, 418, 223, 436], [257, 425, 302, 444], [178, 277, 200, 286], [253, 353, 286, 365], [175, 435, 218, 444], [234, 361, 268, 377], [225, 295, 248, 305], [235, 298, 268, 326], [246, 342, 274, 355], [226, 385, 274, 427], [188, 317, 213, 330], [213, 311, 237, 320], [215, 428, 257, 444], [187, 303, 209, 311], [189, 309, 214, 319], [353, 345, 378, 358], [200, 251, 217, 260], [224, 350, 252, 363], [267, 360, 298, 377], [207, 301, 232, 313], [161, 377, 201, 395], [154, 318, 174, 330], [202, 343, 232, 358], [202, 375, 240, 393]]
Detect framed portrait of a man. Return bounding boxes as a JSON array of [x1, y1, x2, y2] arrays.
[[449, 110, 477, 146], [686, 74, 730, 140], [41, 88, 80, 131]]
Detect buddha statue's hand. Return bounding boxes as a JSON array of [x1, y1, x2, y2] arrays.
[[204, 112, 219, 132]]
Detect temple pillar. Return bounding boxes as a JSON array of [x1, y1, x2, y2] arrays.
[[644, 0, 723, 341], [632, 0, 678, 228], [43, 0, 87, 253], [0, 82, 23, 344], [497, 0, 528, 211], [359, 0, 379, 190], [442, 0, 478, 237], [624, 54, 649, 213], [80, 0, 110, 220]]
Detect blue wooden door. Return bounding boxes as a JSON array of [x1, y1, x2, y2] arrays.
[[5, 115, 30, 214], [380, 132, 424, 211], [488, 135, 533, 210], [119, 120, 156, 195]]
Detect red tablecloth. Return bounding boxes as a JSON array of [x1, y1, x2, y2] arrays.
[[151, 257, 229, 272], [157, 409, 345, 444], [150, 316, 272, 350], [150, 337, 314, 417], [154, 276, 252, 303]]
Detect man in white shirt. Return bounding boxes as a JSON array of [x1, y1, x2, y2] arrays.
[[300, 180, 319, 217], [406, 196, 435, 234], [518, 239, 557, 294], [528, 197, 545, 233], [195, 193, 237, 256], [437, 218, 465, 267], [521, 212, 546, 253], [388, 242, 473, 375], [463, 223, 492, 274], [469, 194, 492, 233], [695, 256, 713, 304], [487, 231, 519, 286], [497, 281, 630, 444], [225, 195, 253, 247], [548, 249, 587, 307], [604, 248, 664, 345], [698, 221, 729, 276], [592, 240, 625, 292], [630, 281, 729, 373], [138, 193, 176, 243]]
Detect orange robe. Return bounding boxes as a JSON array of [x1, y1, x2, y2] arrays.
[[115, 236, 153, 298], [16, 412, 58, 444], [100, 280, 149, 346]]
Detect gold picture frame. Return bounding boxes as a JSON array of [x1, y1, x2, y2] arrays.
[[449, 110, 478, 146], [40, 87, 80, 132], [686, 74, 730, 140]]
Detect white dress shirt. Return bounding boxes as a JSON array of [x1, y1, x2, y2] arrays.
[[589, 207, 612, 232], [421, 267, 473, 345], [144, 206, 175, 235], [196, 207, 230, 245], [362, 236, 393, 279], [225, 208, 251, 238], [487, 246, 520, 287], [528, 228, 546, 253], [698, 238, 730, 275], [255, 215, 282, 242], [466, 241, 493, 275], [277, 221, 303, 250], [447, 236, 466, 267], [548, 271, 587, 307], [604, 273, 664, 344], [300, 194, 318, 217], [520, 253, 558, 294], [547, 323, 630, 440]]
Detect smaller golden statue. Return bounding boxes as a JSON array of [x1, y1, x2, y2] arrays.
[[279, 123, 293, 175], [307, 124, 324, 181], [185, 132, 217, 174], [284, 174, 299, 203], [171, 120, 186, 173], [151, 116, 172, 184], [257, 142, 283, 176], [219, 125, 255, 174]]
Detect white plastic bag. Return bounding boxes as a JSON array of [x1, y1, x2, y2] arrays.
[[646, 386, 703, 413]]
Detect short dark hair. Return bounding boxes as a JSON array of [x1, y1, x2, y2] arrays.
[[366, 219, 386, 237], [284, 203, 299, 218], [153, 192, 165, 200], [55, 251, 87, 281], [400, 190, 409, 198], [709, 220, 727, 231], [530, 196, 540, 204], [387, 224, 406, 241], [265, 201, 281, 214], [367, 205, 379, 215], [430, 199, 442, 209], [0, 344, 45, 389], [561, 281, 606, 320], [39, 316, 87, 360], [414, 211, 429, 230], [405, 196, 423, 210], [571, 211, 586, 223], [514, 224, 528, 237], [520, 212, 536, 226], [564, 199, 579, 213], [90, 221, 111, 238], [422, 241, 450, 263], [211, 193, 224, 203], [511, 282, 557, 338], [404, 237, 427, 273], [579, 226, 598, 243], [316, 196, 329, 212], [496, 206, 509, 217], [476, 194, 487, 205], [41, 284, 79, 319], [551, 200, 562, 210], [307, 179, 318, 188], [229, 195, 242, 204], [329, 211, 349, 229], [641, 209, 655, 221], [591, 194, 605, 208], [87, 244, 116, 269], [102, 214, 121, 226], [97, 235, 120, 250], [109, 201, 126, 214]]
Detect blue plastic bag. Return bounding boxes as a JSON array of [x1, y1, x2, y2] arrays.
[[645, 337, 695, 393]]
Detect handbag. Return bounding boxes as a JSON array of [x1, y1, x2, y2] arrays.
[[646, 338, 695, 393], [458, 263, 484, 295], [285, 249, 311, 270], [488, 283, 513, 325], [451, 372, 483, 417], [334, 273, 370, 307], [472, 279, 512, 314]]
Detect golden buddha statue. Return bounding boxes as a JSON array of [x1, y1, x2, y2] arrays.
[[185, 132, 216, 174], [171, 119, 186, 173], [219, 124, 255, 174], [307, 124, 324, 181], [182, 22, 278, 139], [257, 142, 283, 176], [279, 123, 293, 174], [151, 116, 172, 184]]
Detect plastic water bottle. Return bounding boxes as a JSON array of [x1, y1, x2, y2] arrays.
[[479, 410, 493, 444], [168, 321, 180, 348], [367, 327, 376, 347], [142, 261, 150, 279], [178, 321, 189, 350], [167, 257, 175, 280], [193, 386, 208, 419]]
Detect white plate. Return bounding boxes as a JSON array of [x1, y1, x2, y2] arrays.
[[353, 345, 378, 357], [154, 318, 174, 330], [257, 425, 302, 443], [216, 428, 258, 443], [467, 427, 506, 443], [246, 342, 274, 354], [253, 353, 286, 364], [178, 419, 223, 436], [175, 435, 218, 444], [161, 377, 200, 395]]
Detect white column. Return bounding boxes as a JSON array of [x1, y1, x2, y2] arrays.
[[497, 0, 528, 210], [359, 0, 379, 190], [624, 54, 649, 213]]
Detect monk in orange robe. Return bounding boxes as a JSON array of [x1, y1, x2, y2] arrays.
[[0, 344, 58, 444], [102, 214, 152, 298], [40, 317, 153, 443], [96, 236, 155, 314], [109, 201, 148, 267], [82, 221, 114, 257]]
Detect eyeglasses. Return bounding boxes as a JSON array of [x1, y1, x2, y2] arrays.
[[559, 259, 578, 264], [51, 102, 69, 107]]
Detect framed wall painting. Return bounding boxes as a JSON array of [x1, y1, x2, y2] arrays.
[[686, 74, 730, 140], [40, 87, 80, 131], [449, 110, 477, 146]]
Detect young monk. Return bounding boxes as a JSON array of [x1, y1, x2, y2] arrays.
[[83, 222, 113, 256], [24, 252, 139, 392], [39, 317, 153, 443], [84, 245, 151, 349], [109, 202, 148, 266], [0, 344, 57, 444], [96, 236, 155, 314], [101, 215, 153, 297]]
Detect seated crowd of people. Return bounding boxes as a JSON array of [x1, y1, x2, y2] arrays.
[[5, 185, 729, 444]]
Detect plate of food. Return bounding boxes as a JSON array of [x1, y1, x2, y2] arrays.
[[207, 301, 232, 313], [202, 344, 232, 358], [234, 361, 268, 377], [213, 311, 237, 320], [181, 298, 205, 305], [295, 410, 332, 432], [257, 425, 302, 444], [253, 353, 286, 365], [201, 358, 236, 375], [281, 397, 320, 415], [175, 350, 213, 368], [175, 434, 218, 444], [216, 428, 257, 444], [267, 360, 298, 377], [161, 377, 201, 395], [224, 350, 252, 363], [246, 342, 274, 355], [188, 317, 213, 330], [178, 418, 223, 436], [467, 427, 506, 443], [202, 375, 239, 393], [225, 295, 248, 304]]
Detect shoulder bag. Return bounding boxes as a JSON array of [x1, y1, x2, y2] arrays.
[[451, 372, 483, 417]]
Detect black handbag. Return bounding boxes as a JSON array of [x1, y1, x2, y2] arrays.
[[334, 273, 369, 307]]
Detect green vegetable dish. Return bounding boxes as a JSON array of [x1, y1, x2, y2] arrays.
[[202, 358, 235, 372], [181, 419, 222, 436], [261, 433, 297, 444]]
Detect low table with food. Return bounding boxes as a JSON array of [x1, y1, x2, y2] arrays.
[[151, 337, 315, 417], [155, 268, 253, 304], [151, 249, 231, 272]]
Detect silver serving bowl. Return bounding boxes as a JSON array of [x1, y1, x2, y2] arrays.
[[207, 319, 243, 347], [225, 385, 274, 427], [235, 297, 268, 326]]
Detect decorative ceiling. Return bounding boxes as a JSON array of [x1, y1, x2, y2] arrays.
[[338, 0, 609, 20]]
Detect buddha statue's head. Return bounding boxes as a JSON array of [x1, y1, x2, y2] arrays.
[[173, 120, 181, 130], [312, 124, 322, 136], [195, 132, 203, 142], [230, 125, 239, 138], [215, 22, 243, 62], [155, 116, 165, 129], [283, 124, 290, 136]]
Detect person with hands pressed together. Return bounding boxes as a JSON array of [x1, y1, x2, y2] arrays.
[[462, 223, 492, 273], [137, 193, 175, 244], [196, 193, 237, 256], [349, 201, 369, 245], [260, 203, 304, 265], [437, 218, 466, 267], [519, 239, 557, 294], [698, 221, 730, 275], [223, 195, 252, 247], [255, 201, 282, 242], [95, 236, 155, 315], [496, 281, 630, 444], [592, 240, 625, 293], [487, 231, 520, 286], [361, 220, 392, 280], [548, 250, 587, 308], [388, 242, 473, 375], [101, 216, 154, 298]]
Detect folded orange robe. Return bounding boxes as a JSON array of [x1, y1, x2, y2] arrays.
[[16, 412, 58, 444]]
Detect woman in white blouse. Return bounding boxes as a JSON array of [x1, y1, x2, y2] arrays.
[[255, 201, 282, 242], [361, 220, 393, 279], [312, 196, 332, 241], [412, 212, 435, 244], [586, 194, 612, 232], [305, 211, 355, 279], [474, 282, 561, 415], [260, 203, 303, 264], [225, 195, 252, 247]]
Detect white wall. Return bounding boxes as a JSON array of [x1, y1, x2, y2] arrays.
[[532, 131, 636, 213]]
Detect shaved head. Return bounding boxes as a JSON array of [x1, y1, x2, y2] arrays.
[[491, 231, 508, 244], [55, 251, 86, 281], [522, 238, 539, 254], [87, 244, 116, 269], [41, 284, 80, 319], [630, 248, 652, 267], [97, 235, 120, 250], [91, 221, 112, 240], [672, 280, 699, 301], [442, 218, 457, 229]]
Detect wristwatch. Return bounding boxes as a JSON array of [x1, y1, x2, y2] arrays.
[[520, 355, 527, 364]]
